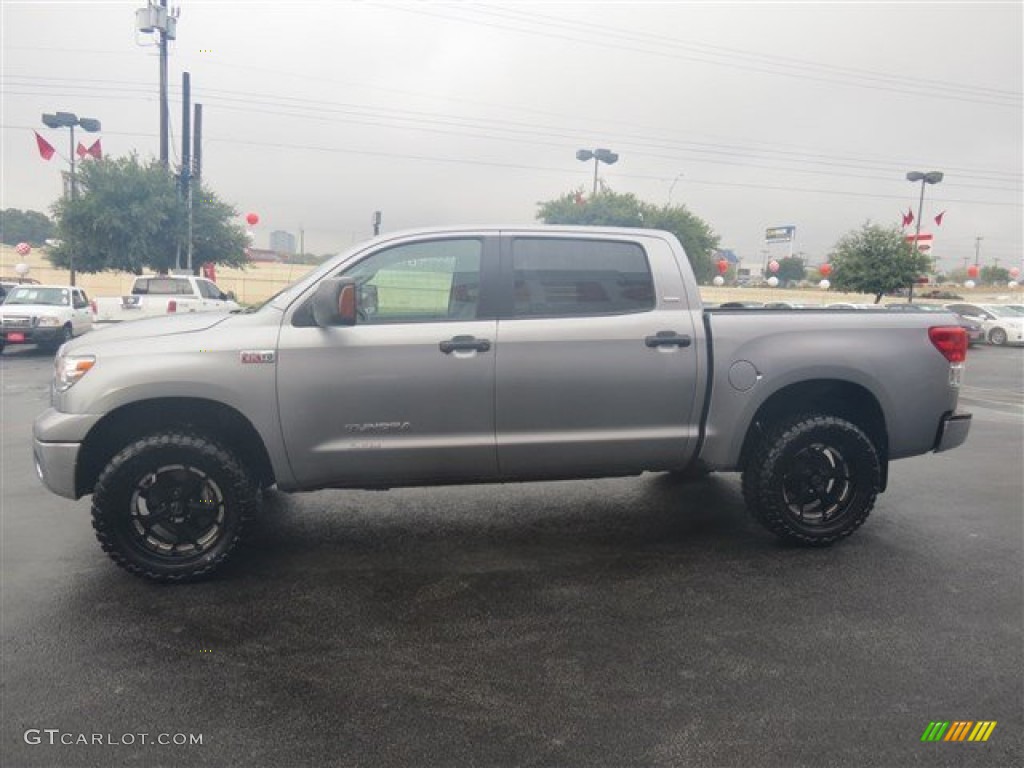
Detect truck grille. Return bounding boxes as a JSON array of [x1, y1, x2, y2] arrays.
[[2, 315, 34, 328]]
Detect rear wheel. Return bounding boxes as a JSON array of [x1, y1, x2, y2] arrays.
[[742, 414, 880, 546], [988, 327, 1007, 346], [91, 432, 258, 582]]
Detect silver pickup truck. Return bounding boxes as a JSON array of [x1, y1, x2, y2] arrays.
[[33, 226, 972, 582]]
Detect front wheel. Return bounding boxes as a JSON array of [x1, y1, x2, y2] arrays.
[[91, 432, 258, 582], [988, 327, 1007, 346], [742, 415, 880, 546], [45, 325, 73, 353]]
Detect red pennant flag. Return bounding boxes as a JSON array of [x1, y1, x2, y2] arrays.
[[87, 139, 102, 159], [903, 208, 914, 228], [934, 211, 945, 226], [34, 131, 55, 161], [76, 142, 88, 159]]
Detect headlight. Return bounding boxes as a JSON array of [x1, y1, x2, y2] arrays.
[[55, 353, 96, 392], [37, 317, 61, 327]]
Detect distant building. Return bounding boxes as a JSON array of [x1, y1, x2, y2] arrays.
[[269, 230, 296, 255]]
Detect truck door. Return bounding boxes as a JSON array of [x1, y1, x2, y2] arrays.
[[277, 235, 500, 488], [71, 289, 92, 333], [494, 233, 703, 478]]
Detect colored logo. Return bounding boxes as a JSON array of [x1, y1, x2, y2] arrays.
[[921, 721, 997, 742]]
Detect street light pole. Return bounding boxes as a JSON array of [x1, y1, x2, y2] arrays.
[[905, 170, 943, 304], [42, 111, 101, 286], [576, 148, 619, 197], [974, 236, 983, 267], [667, 173, 684, 205]]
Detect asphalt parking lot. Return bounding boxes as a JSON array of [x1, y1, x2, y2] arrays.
[[1, 343, 1021, 768]]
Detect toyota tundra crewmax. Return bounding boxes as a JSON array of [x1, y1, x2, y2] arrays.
[[33, 226, 972, 581]]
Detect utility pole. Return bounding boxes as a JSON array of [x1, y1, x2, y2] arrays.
[[974, 236, 983, 267], [192, 103, 202, 182], [136, 1, 177, 168], [180, 71, 193, 272], [159, 0, 169, 167], [299, 227, 305, 256], [373, 211, 382, 236]]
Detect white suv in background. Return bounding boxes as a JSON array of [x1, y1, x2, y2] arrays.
[[0, 284, 93, 353]]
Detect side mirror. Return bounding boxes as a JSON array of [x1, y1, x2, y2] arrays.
[[225, 291, 236, 302], [312, 277, 357, 327]]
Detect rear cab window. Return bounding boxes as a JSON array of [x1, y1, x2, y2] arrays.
[[508, 237, 655, 318], [133, 277, 193, 295]]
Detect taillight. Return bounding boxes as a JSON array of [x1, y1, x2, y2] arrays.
[[929, 326, 967, 363], [89, 300, 97, 314], [167, 300, 177, 313]]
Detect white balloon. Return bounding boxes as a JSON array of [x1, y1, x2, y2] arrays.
[[712, 275, 725, 286], [767, 276, 779, 288], [246, 230, 256, 243], [1009, 281, 1019, 289], [819, 279, 830, 290], [14, 262, 30, 276], [964, 280, 976, 289]]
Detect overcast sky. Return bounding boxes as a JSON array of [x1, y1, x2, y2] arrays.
[[2, 1, 1021, 271]]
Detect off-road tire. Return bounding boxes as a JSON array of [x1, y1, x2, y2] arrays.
[[742, 414, 880, 546], [988, 327, 1007, 346], [92, 431, 258, 582]]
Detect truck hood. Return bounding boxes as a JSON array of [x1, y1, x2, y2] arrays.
[[82, 311, 234, 344], [0, 303, 68, 315]]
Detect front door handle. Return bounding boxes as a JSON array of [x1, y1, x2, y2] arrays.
[[645, 331, 692, 348], [440, 335, 492, 354]]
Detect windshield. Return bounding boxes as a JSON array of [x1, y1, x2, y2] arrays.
[[5, 287, 70, 306], [982, 305, 1020, 318]]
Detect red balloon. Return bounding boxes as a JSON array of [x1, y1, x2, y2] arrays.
[[246, 212, 260, 226], [1010, 267, 1021, 279], [966, 264, 980, 279], [717, 259, 729, 275], [819, 263, 832, 277], [768, 260, 780, 273], [15, 242, 31, 256]]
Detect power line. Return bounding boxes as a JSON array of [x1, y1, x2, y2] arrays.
[[379, 2, 1022, 109], [5, 77, 1020, 190]]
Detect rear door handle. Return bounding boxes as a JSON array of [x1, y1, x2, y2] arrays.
[[645, 331, 692, 348], [440, 335, 492, 354]]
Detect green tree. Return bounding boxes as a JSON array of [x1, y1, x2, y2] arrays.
[[537, 188, 719, 283], [48, 154, 248, 275], [0, 208, 54, 245], [979, 265, 1010, 285], [764, 255, 807, 285], [829, 222, 930, 303]]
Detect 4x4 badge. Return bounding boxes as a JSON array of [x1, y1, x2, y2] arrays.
[[240, 350, 275, 364]]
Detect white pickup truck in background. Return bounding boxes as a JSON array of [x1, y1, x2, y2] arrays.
[[0, 284, 93, 353], [91, 274, 240, 322]]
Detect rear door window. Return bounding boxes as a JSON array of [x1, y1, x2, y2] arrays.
[[508, 238, 654, 318]]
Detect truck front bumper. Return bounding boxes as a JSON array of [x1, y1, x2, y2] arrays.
[[934, 412, 972, 453], [33, 438, 81, 499], [33, 408, 103, 499], [1, 327, 63, 345]]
